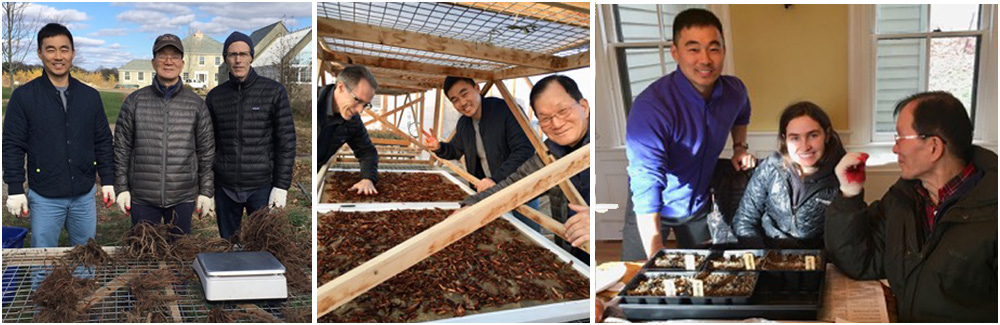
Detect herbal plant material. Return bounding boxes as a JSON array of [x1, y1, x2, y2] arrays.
[[237, 208, 312, 294], [125, 268, 178, 322], [324, 172, 467, 203], [653, 252, 707, 269], [64, 238, 114, 268], [317, 209, 589, 322], [31, 262, 96, 323], [759, 251, 821, 271], [116, 222, 185, 263]]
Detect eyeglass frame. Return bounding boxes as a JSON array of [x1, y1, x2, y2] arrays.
[[341, 81, 373, 110], [537, 102, 582, 128], [894, 133, 946, 144], [154, 53, 182, 62], [226, 51, 252, 60]]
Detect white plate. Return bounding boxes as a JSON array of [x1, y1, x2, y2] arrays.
[[596, 263, 627, 293]]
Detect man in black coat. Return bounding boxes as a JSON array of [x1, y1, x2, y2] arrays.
[[2, 23, 115, 247], [316, 65, 379, 195], [827, 91, 997, 322], [205, 32, 296, 239], [421, 76, 537, 229]]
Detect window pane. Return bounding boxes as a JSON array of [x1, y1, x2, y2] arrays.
[[875, 38, 926, 133], [877, 4, 928, 34], [930, 5, 980, 32], [660, 4, 707, 42], [929, 36, 978, 118], [615, 4, 661, 42], [618, 47, 679, 115]]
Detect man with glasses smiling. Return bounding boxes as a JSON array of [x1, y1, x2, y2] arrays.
[[316, 64, 380, 195], [826, 91, 997, 322], [459, 75, 591, 262], [205, 32, 296, 240], [114, 34, 215, 236]]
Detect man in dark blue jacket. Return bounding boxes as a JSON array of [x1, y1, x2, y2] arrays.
[[206, 32, 296, 239], [316, 65, 379, 194], [422, 76, 537, 229], [2, 23, 115, 247]]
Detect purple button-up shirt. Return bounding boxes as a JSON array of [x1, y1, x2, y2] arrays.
[[626, 67, 751, 220]]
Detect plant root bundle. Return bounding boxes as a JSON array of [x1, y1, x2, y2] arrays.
[[31, 262, 96, 323], [64, 238, 114, 269], [125, 268, 178, 323], [237, 208, 311, 294]]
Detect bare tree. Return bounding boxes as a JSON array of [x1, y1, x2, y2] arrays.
[[3, 2, 35, 81]]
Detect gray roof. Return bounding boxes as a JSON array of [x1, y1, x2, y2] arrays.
[[250, 21, 287, 48], [182, 33, 223, 55], [120, 59, 153, 71]]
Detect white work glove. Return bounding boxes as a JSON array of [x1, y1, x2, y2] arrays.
[[100, 185, 115, 208], [268, 188, 288, 209], [196, 195, 214, 219], [834, 152, 869, 198], [6, 194, 28, 218], [117, 191, 132, 216]]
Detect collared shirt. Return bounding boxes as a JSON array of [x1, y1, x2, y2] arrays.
[[914, 163, 978, 233], [626, 67, 751, 219]]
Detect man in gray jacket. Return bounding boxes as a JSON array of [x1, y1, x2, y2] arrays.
[[114, 34, 214, 236]]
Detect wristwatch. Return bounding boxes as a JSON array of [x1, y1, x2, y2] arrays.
[[733, 142, 749, 150]]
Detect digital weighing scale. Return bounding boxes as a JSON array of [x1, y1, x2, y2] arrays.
[[192, 251, 288, 301]]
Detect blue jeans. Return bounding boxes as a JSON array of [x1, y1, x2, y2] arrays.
[[26, 185, 97, 248], [512, 198, 542, 232], [215, 186, 271, 240]]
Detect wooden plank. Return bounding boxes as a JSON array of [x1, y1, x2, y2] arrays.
[[452, 2, 590, 28], [432, 88, 443, 138], [363, 95, 423, 126], [321, 49, 496, 80], [78, 267, 143, 310], [515, 205, 590, 254], [316, 143, 591, 316], [318, 18, 568, 70], [159, 261, 182, 322], [493, 80, 588, 206], [363, 109, 473, 181]]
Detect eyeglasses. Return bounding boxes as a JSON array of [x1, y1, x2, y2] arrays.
[[342, 82, 372, 110], [226, 52, 251, 60], [537, 103, 579, 127], [155, 53, 182, 62], [894, 133, 946, 144]]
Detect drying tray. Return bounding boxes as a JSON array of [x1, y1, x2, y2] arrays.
[[0, 246, 310, 323], [317, 168, 471, 208], [318, 203, 589, 323]]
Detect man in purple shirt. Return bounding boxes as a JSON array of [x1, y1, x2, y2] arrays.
[[623, 8, 755, 260]]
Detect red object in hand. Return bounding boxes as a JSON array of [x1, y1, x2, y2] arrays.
[[845, 153, 869, 183]]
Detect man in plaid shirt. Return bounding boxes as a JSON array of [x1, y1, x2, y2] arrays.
[[825, 91, 996, 322]]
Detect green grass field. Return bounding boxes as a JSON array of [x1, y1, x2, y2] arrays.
[[2, 86, 124, 122]]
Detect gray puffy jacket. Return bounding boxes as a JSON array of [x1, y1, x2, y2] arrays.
[[114, 78, 214, 207], [732, 152, 840, 249]]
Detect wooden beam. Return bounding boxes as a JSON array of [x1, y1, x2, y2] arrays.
[[432, 88, 443, 137], [363, 109, 472, 180], [318, 18, 568, 70], [452, 2, 590, 29], [492, 50, 590, 80], [515, 205, 590, 254], [316, 143, 591, 317], [480, 80, 494, 96], [321, 49, 496, 80], [363, 95, 423, 126], [494, 80, 587, 206]]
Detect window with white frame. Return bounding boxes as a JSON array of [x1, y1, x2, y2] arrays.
[[199, 56, 205, 66], [138, 72, 144, 81], [124, 71, 130, 81], [870, 4, 993, 141], [607, 4, 707, 115], [215, 56, 221, 65]]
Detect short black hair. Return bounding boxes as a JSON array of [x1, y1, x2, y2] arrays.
[[672, 8, 724, 43], [529, 75, 583, 112], [893, 91, 973, 162], [443, 76, 477, 95], [37, 23, 74, 51], [338, 64, 378, 90]]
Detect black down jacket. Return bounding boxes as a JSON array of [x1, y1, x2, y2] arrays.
[[732, 152, 841, 249], [114, 77, 215, 207], [206, 68, 296, 192], [825, 146, 997, 322]]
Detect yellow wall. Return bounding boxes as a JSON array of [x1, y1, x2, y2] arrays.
[[730, 4, 848, 131]]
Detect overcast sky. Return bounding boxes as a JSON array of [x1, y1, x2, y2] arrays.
[[4, 2, 312, 70]]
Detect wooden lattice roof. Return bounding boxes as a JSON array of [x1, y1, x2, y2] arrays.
[[318, 2, 590, 94]]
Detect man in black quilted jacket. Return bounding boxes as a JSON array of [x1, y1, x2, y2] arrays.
[[316, 65, 380, 195], [114, 34, 215, 236], [206, 32, 296, 240]]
